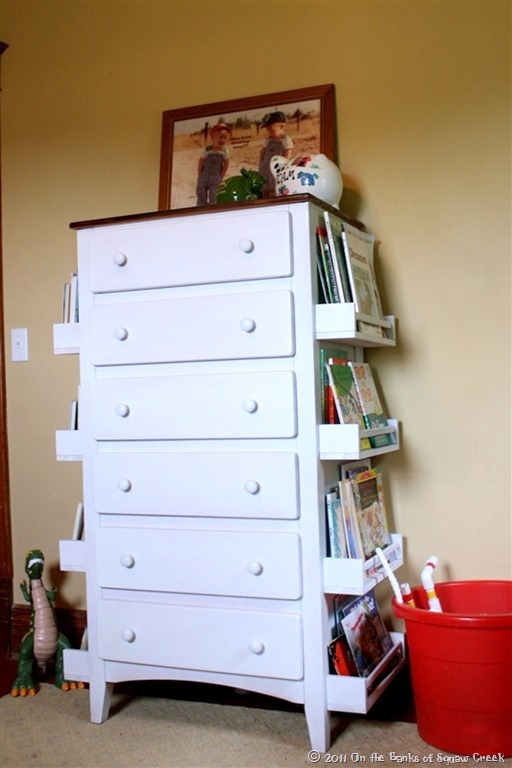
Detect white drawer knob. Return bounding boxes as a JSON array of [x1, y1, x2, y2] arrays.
[[121, 628, 136, 643], [240, 317, 256, 333], [117, 478, 132, 492], [242, 398, 258, 414], [114, 326, 129, 341], [115, 403, 130, 418], [249, 639, 265, 655], [120, 553, 135, 568], [113, 252, 128, 267], [239, 238, 255, 254], [247, 560, 263, 576], [244, 480, 260, 495]]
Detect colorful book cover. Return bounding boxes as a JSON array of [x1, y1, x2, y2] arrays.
[[339, 479, 365, 559], [341, 222, 383, 320], [348, 362, 393, 448], [325, 355, 350, 424], [328, 632, 358, 676], [319, 347, 351, 423], [325, 361, 372, 450], [325, 490, 348, 558], [325, 362, 364, 427], [350, 468, 392, 558], [338, 590, 394, 677]]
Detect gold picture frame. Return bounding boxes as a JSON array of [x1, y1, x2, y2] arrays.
[[158, 84, 336, 211]]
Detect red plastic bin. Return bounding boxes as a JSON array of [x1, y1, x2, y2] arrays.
[[393, 580, 512, 757]]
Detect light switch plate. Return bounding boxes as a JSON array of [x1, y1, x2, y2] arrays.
[[11, 328, 28, 362]]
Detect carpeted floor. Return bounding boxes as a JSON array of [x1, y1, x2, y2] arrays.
[[3, 683, 509, 768]]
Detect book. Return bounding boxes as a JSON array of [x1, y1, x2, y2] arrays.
[[328, 632, 358, 676], [323, 212, 352, 302], [62, 281, 71, 323], [319, 347, 351, 423], [348, 362, 393, 448], [72, 501, 85, 540], [325, 355, 351, 424], [339, 478, 365, 559], [325, 489, 348, 558], [357, 319, 387, 340], [316, 226, 340, 303], [325, 362, 364, 427], [325, 361, 372, 450], [69, 272, 79, 323], [316, 234, 330, 303], [340, 458, 372, 481], [62, 272, 79, 323], [350, 468, 392, 558], [341, 222, 383, 321], [336, 590, 394, 677], [69, 399, 78, 430]]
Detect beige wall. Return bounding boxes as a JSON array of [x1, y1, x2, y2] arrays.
[[1, 0, 510, 611]]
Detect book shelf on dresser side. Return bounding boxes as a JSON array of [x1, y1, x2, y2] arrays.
[[55, 195, 404, 753]]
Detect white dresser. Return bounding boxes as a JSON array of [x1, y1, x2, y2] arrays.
[[56, 195, 403, 752]]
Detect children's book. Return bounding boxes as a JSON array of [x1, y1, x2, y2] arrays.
[[325, 489, 348, 558], [328, 632, 358, 676], [348, 362, 393, 448], [323, 212, 352, 303], [341, 222, 383, 320], [325, 361, 372, 450], [340, 459, 372, 481], [325, 362, 364, 427], [319, 347, 351, 423], [316, 235, 330, 304], [350, 468, 392, 558], [339, 479, 365, 559], [357, 319, 386, 340], [325, 355, 352, 424], [336, 590, 393, 677], [316, 226, 341, 303]]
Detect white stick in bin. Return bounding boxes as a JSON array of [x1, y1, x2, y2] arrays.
[[421, 555, 443, 612], [375, 547, 403, 603], [400, 582, 416, 607]]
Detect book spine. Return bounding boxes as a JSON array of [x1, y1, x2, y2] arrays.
[[325, 213, 353, 302], [341, 229, 358, 310], [321, 239, 341, 303], [348, 362, 392, 448]]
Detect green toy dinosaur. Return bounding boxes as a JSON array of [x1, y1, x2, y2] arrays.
[[11, 549, 83, 696]]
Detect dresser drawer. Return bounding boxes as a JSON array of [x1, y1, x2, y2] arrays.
[[93, 451, 299, 519], [95, 528, 302, 599], [91, 371, 297, 440], [97, 600, 303, 680], [88, 210, 293, 293], [89, 291, 294, 366]]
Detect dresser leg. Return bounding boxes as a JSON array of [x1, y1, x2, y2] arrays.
[[305, 706, 331, 753], [89, 680, 114, 723]]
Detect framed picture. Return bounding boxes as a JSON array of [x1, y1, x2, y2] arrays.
[[158, 83, 336, 211]]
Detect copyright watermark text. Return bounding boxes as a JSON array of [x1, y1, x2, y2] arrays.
[[307, 751, 507, 764]]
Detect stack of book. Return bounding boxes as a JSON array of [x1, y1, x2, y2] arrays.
[[325, 465, 393, 561], [322, 356, 395, 447], [316, 212, 387, 338], [328, 589, 394, 678]]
